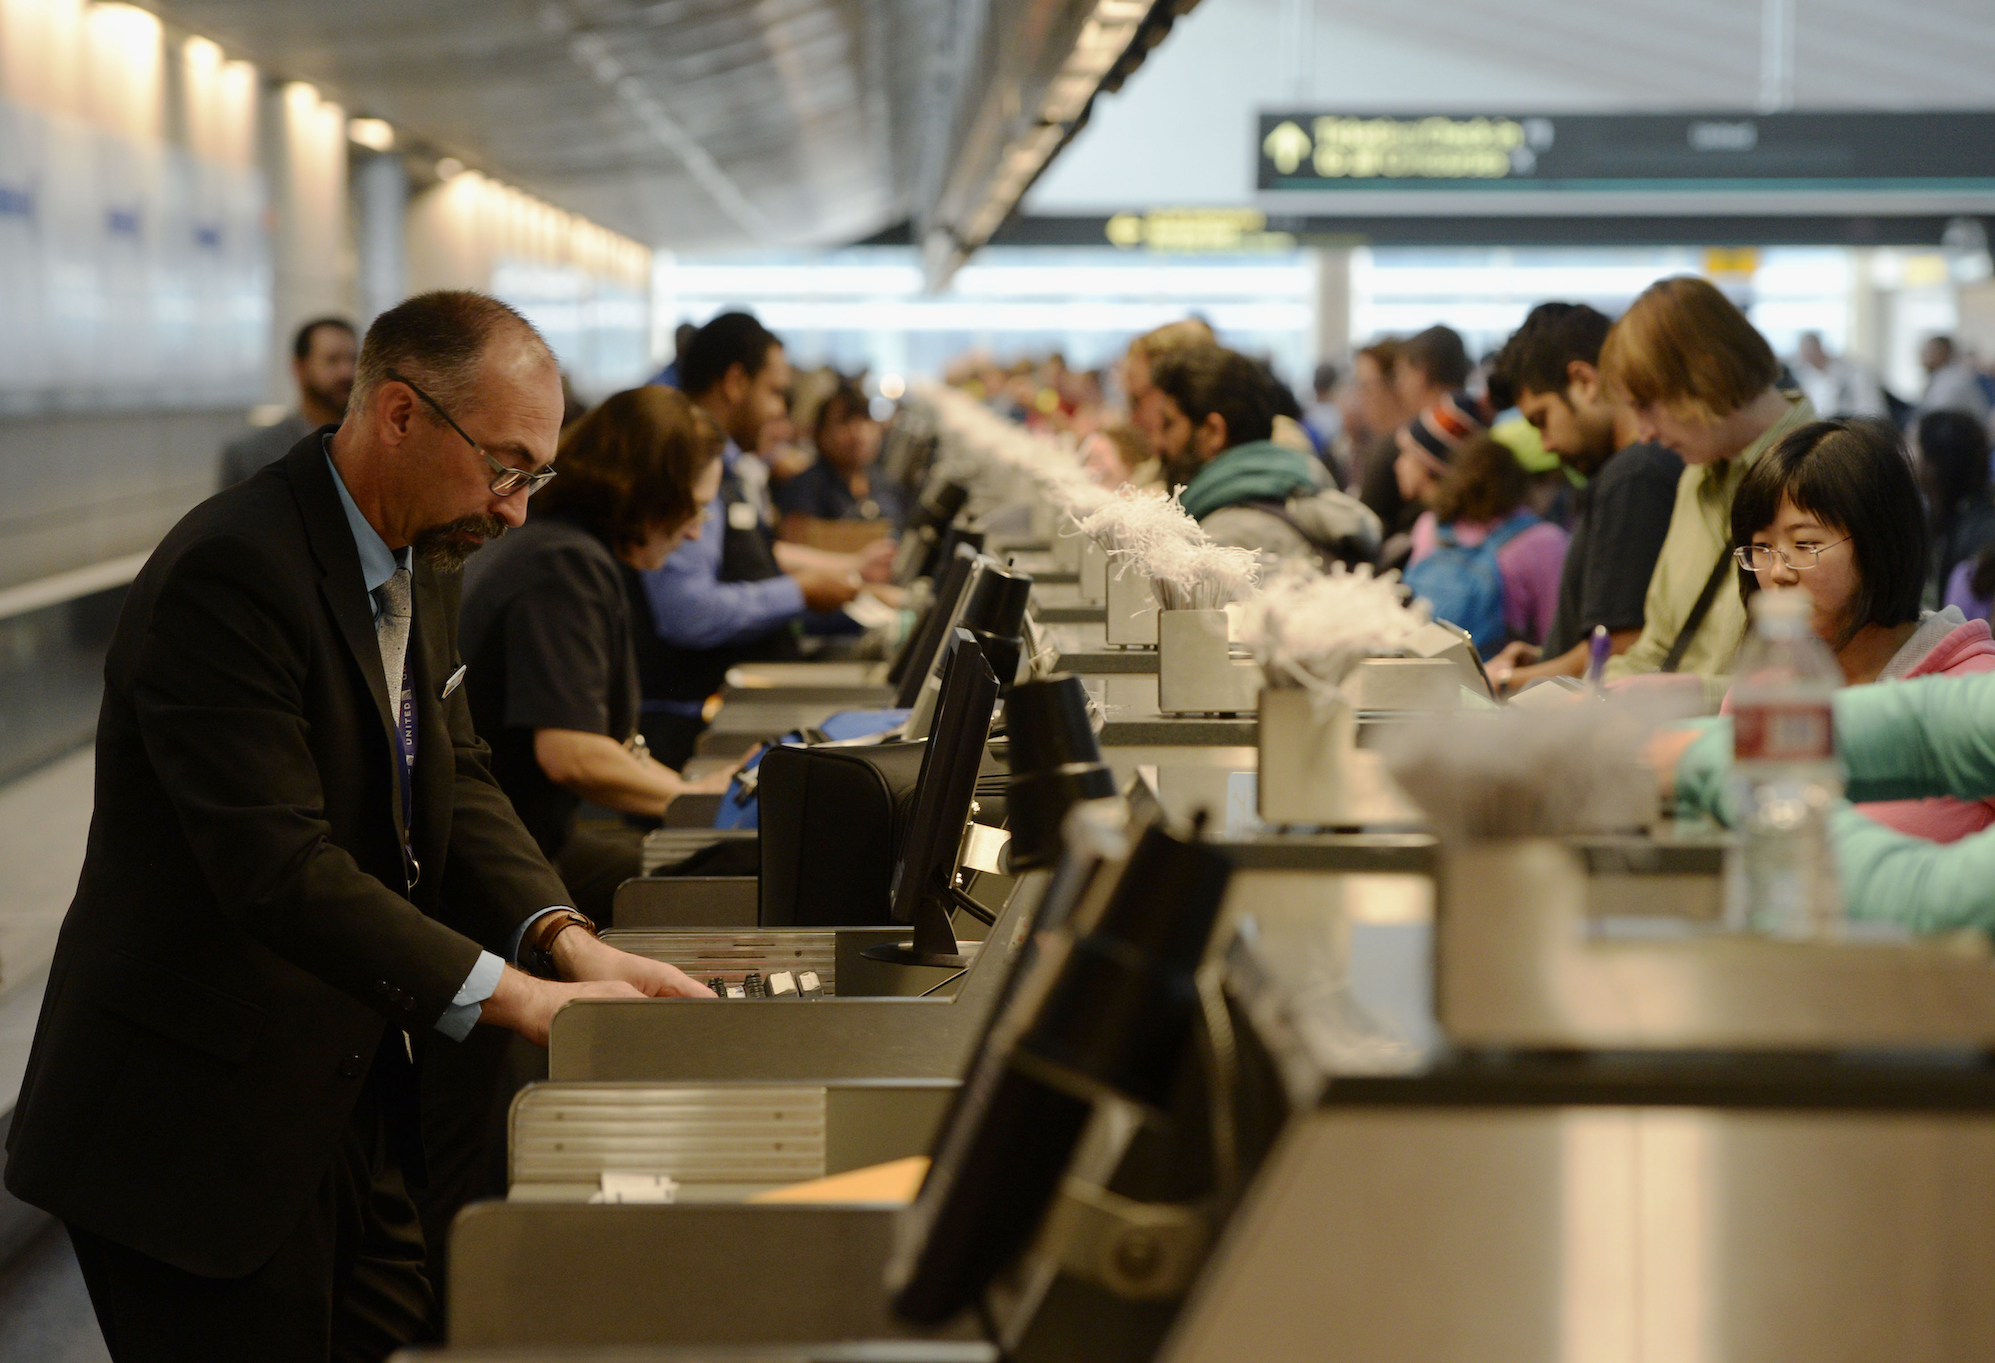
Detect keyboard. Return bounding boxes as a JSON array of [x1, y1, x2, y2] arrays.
[[708, 969, 823, 1000]]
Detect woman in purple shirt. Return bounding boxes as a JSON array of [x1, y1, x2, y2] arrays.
[[1403, 433, 1570, 653]]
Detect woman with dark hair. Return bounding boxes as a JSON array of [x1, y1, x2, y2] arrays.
[[460, 385, 736, 921], [1729, 418, 1995, 841], [1914, 408, 1995, 600], [1401, 432, 1569, 656]]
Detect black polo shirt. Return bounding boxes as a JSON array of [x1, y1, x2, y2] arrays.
[[1541, 441, 1685, 658], [459, 513, 638, 856], [774, 458, 905, 525]]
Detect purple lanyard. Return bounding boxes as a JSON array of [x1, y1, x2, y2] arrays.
[[394, 657, 419, 887]]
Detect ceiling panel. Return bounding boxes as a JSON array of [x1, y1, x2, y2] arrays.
[[141, 0, 903, 251]]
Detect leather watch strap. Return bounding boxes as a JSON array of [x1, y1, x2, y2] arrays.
[[521, 908, 599, 979]]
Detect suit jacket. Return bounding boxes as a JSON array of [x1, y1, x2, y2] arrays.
[[5, 434, 568, 1277]]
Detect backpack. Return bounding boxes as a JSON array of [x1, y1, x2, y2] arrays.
[[1401, 510, 1538, 656]]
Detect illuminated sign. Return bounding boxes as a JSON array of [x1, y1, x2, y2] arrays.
[[1103, 207, 1294, 253], [1257, 112, 1995, 192]]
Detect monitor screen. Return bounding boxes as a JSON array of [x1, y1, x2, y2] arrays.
[[888, 628, 1000, 931], [889, 544, 982, 706]]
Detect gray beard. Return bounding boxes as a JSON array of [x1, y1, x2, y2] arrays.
[[413, 515, 507, 572]]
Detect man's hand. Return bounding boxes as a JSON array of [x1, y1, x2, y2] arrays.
[[553, 926, 719, 999], [794, 566, 861, 612], [479, 967, 647, 1047]]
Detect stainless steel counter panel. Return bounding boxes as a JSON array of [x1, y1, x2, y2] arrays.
[[508, 1078, 958, 1202], [447, 1204, 982, 1350], [1438, 838, 1995, 1050], [1162, 1097, 1995, 1363]]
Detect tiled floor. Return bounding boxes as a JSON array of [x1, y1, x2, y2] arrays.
[[0, 1223, 107, 1363]]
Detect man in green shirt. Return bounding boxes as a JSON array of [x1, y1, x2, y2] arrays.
[[1599, 277, 1816, 695]]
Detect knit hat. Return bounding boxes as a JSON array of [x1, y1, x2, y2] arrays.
[[1401, 390, 1493, 471]]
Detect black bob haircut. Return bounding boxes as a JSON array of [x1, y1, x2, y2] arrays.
[[679, 310, 781, 398], [1492, 302, 1612, 400], [1149, 345, 1277, 449], [292, 315, 354, 361], [1730, 418, 1928, 646]]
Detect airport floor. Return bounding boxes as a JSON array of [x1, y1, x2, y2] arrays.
[[0, 747, 107, 1361]]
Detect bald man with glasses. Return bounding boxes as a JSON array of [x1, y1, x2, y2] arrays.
[[7, 291, 714, 1362]]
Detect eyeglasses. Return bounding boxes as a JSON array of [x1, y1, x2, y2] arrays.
[[385, 367, 557, 497], [1733, 537, 1851, 572]]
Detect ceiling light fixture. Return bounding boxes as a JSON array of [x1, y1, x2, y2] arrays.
[[347, 117, 394, 152], [925, 0, 1192, 290]]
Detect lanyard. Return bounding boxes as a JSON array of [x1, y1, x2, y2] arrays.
[[394, 657, 420, 889]]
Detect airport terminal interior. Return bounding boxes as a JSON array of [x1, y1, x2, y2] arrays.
[[3, 0, 1995, 1359]]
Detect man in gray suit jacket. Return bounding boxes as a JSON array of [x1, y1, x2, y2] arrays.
[[8, 291, 712, 1361], [218, 316, 358, 490]]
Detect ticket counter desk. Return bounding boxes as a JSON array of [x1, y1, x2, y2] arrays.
[[430, 827, 1440, 1355], [423, 823, 1995, 1361]]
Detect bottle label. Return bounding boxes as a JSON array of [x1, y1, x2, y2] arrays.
[[1734, 701, 1833, 762]]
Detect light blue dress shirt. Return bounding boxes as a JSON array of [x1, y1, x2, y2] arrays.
[[638, 443, 805, 653], [327, 450, 564, 1041]]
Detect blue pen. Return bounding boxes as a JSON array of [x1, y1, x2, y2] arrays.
[[1585, 624, 1612, 687]]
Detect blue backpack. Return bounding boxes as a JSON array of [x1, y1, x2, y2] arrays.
[[1402, 510, 1538, 656]]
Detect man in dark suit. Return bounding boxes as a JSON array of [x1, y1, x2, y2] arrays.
[[5, 291, 712, 1361]]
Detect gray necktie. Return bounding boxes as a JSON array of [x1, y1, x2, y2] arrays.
[[374, 566, 413, 700]]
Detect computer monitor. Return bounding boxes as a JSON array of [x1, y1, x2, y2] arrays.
[[885, 811, 1233, 1327], [865, 628, 1000, 969], [888, 543, 981, 704], [891, 478, 971, 585]]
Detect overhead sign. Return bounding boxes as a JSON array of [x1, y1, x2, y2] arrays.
[[1256, 112, 1995, 192]]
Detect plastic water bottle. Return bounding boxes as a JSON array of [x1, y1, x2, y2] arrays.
[[1727, 589, 1844, 937]]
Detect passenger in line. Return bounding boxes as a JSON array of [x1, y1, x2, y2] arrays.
[[461, 386, 739, 922], [1399, 421, 1569, 658], [775, 378, 903, 530], [217, 316, 357, 488], [1360, 324, 1469, 565], [1726, 418, 1995, 842], [630, 312, 881, 768], [1789, 330, 1885, 420], [1601, 276, 1816, 700], [1914, 409, 1995, 603], [1150, 345, 1380, 567], [7, 291, 714, 1361], [1484, 302, 1683, 691], [1339, 337, 1408, 500], [1122, 317, 1215, 446], [1916, 335, 1992, 424]]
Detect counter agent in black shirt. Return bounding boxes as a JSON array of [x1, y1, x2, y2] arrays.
[[460, 511, 642, 918], [774, 456, 906, 525]]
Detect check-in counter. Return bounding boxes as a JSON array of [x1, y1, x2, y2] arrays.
[[545, 869, 1045, 1084]]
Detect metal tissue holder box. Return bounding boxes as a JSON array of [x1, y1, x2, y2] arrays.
[[1437, 838, 1995, 1050], [1077, 533, 1110, 607], [1102, 556, 1157, 646], [1256, 658, 1458, 828], [1156, 610, 1259, 715]]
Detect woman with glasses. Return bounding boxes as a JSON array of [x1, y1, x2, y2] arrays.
[[459, 385, 738, 922], [1723, 417, 1995, 841]]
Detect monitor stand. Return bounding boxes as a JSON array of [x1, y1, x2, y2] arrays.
[[861, 882, 990, 970]]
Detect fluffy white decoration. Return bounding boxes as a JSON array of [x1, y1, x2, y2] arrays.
[[1075, 487, 1259, 611], [912, 381, 1108, 521], [1231, 562, 1431, 692], [1381, 704, 1656, 840]]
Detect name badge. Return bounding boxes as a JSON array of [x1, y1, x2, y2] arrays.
[[727, 502, 760, 532]]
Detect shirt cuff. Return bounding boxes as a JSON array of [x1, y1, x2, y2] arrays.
[[508, 906, 572, 969], [434, 950, 506, 1042]]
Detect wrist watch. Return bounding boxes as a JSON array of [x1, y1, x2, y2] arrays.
[[521, 908, 599, 978]]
